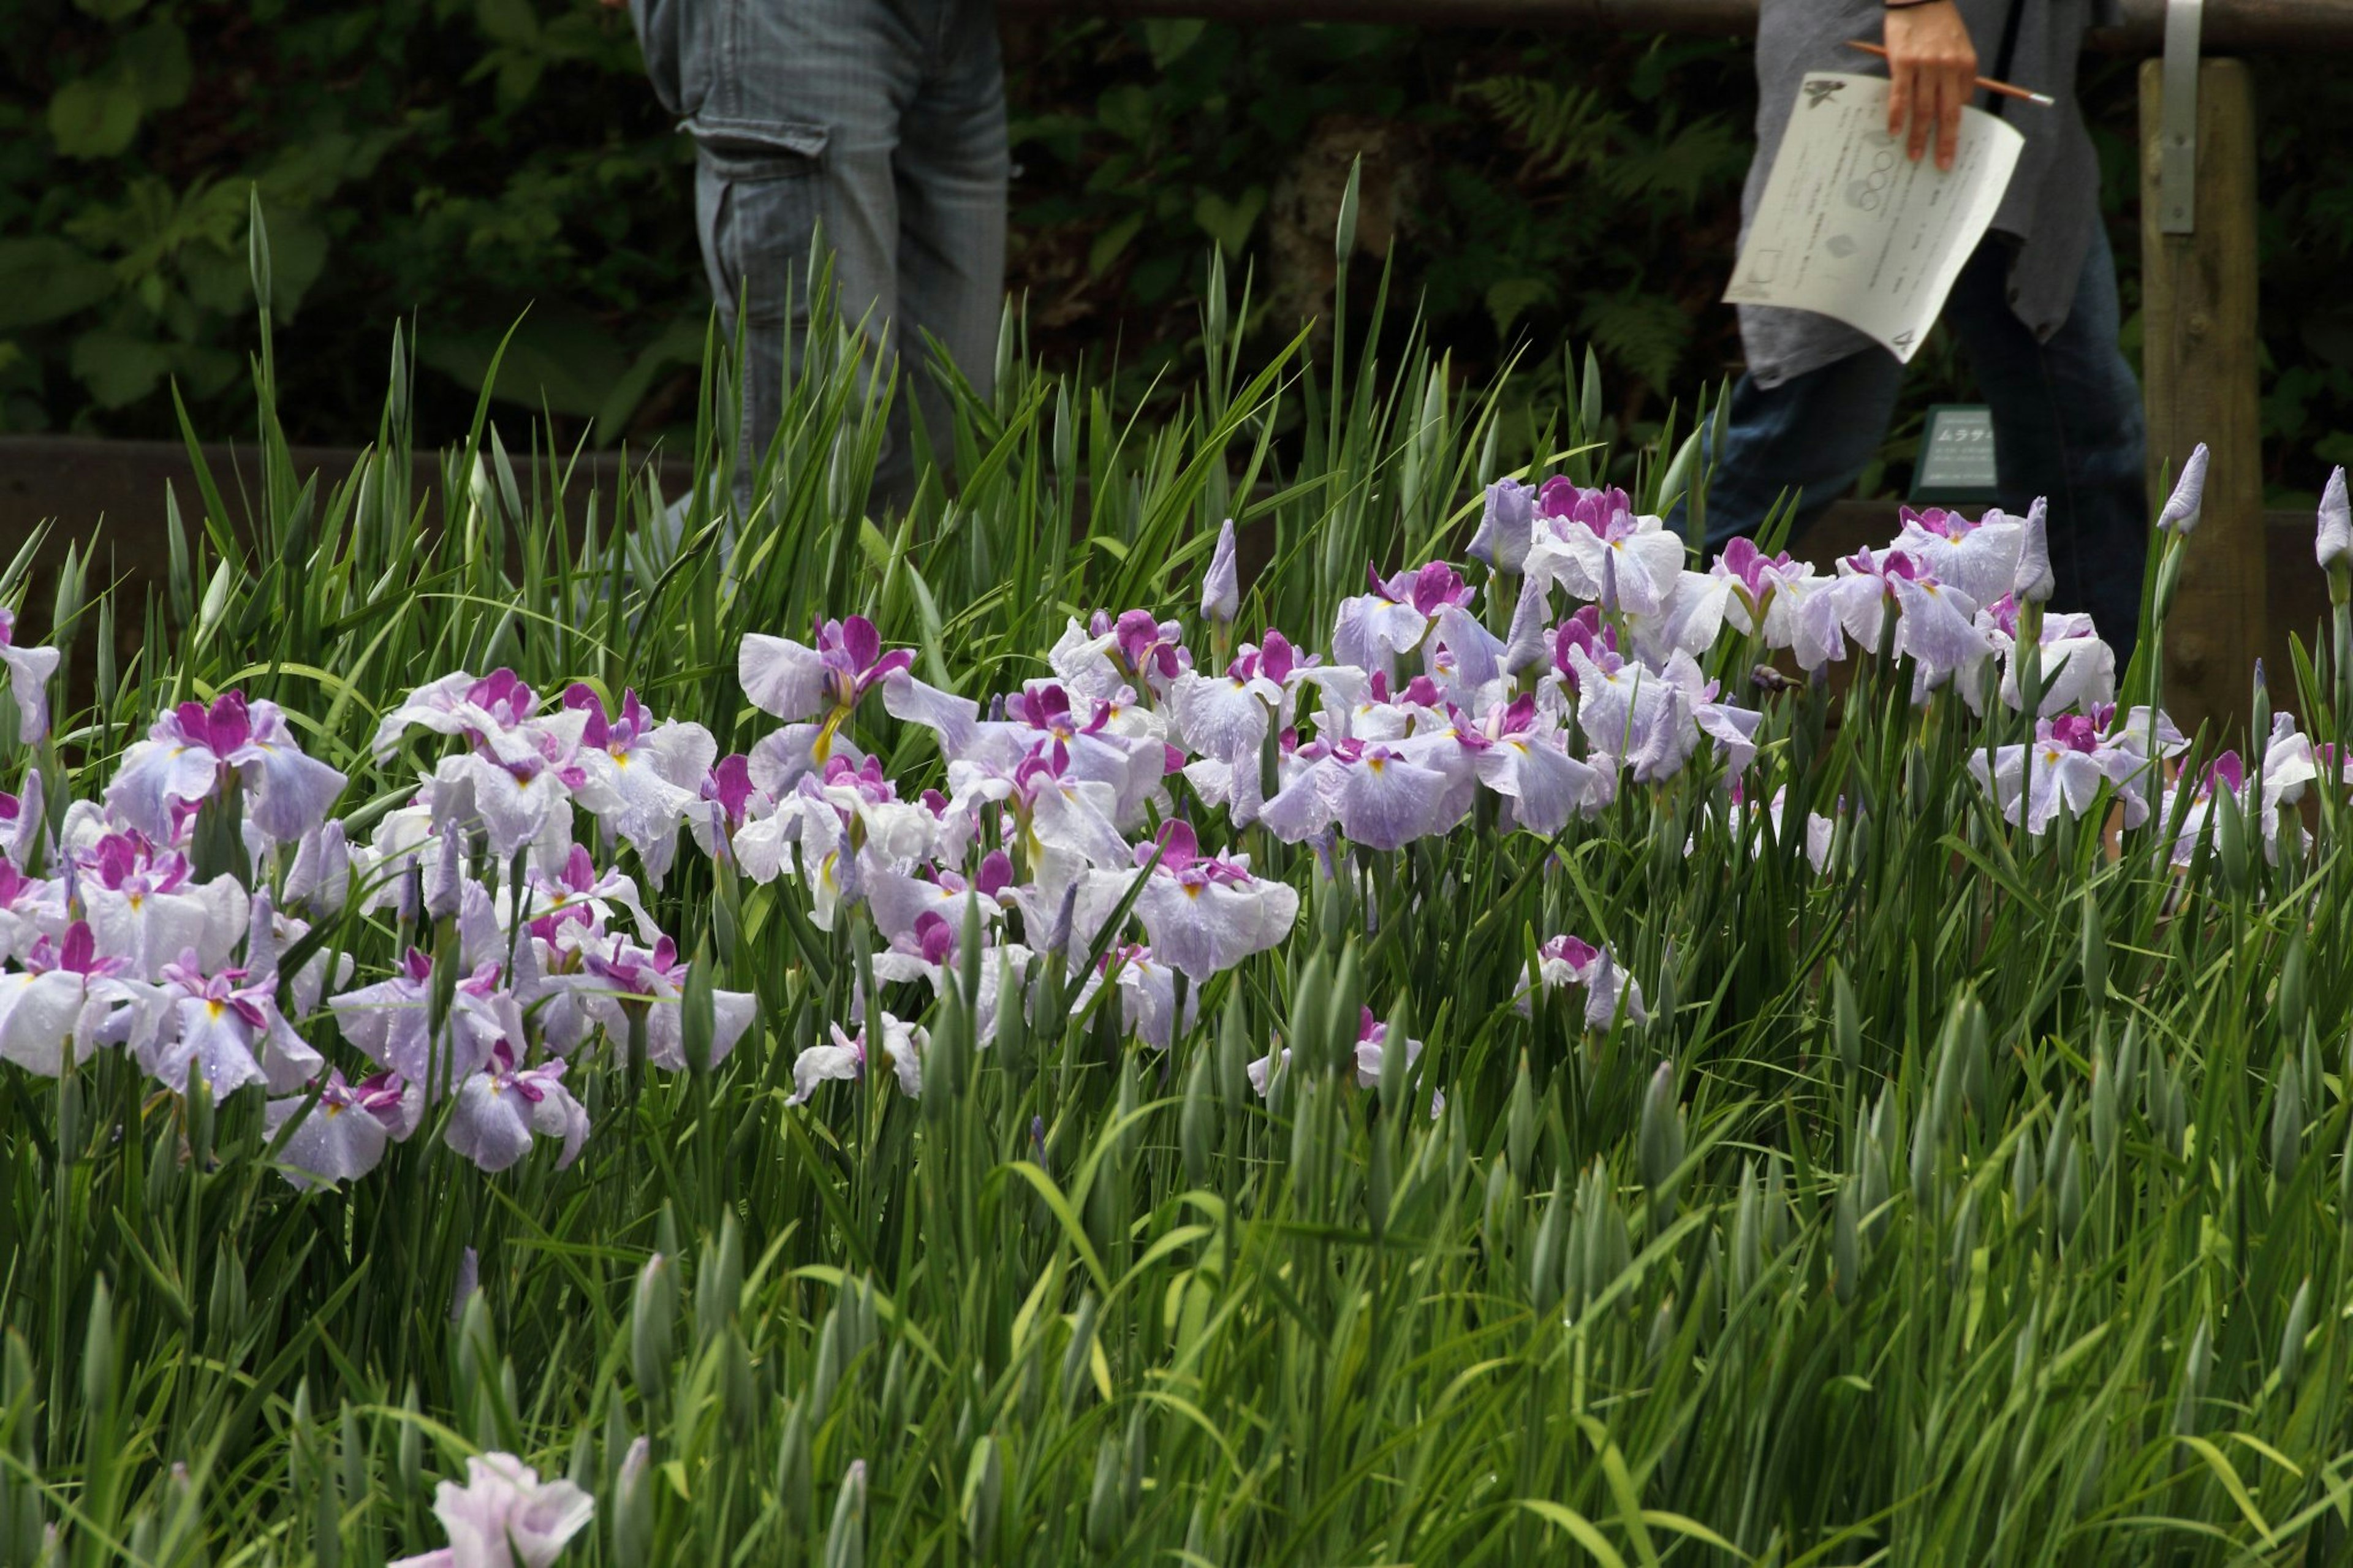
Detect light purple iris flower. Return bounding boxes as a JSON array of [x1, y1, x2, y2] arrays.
[[1259, 734, 1466, 851], [140, 949, 324, 1096], [1202, 519, 1241, 622], [1047, 613, 1172, 706], [0, 608, 58, 747], [786, 1013, 926, 1104], [1800, 547, 1924, 665], [1468, 478, 1536, 575], [1512, 934, 1648, 1029], [2318, 468, 2352, 572], [0, 767, 42, 868], [1248, 1007, 1441, 1114], [1889, 571, 1995, 703], [1426, 695, 1610, 834], [72, 829, 244, 979], [1072, 821, 1299, 981], [1169, 631, 1314, 767], [503, 843, 659, 943], [739, 615, 912, 728], [0, 922, 132, 1076], [868, 852, 1012, 952], [579, 934, 756, 1071], [445, 1035, 589, 1173], [1711, 539, 1834, 666], [0, 855, 59, 965], [563, 685, 717, 884], [2157, 716, 2315, 866], [1894, 506, 2022, 607], [330, 949, 509, 1092], [1523, 487, 1685, 618], [1566, 647, 1759, 782], [107, 689, 347, 849], [2156, 443, 2210, 536], [1332, 561, 1477, 678], [1977, 596, 2116, 717], [388, 1451, 594, 1568], [376, 671, 590, 858], [1969, 710, 2151, 836], [265, 1069, 414, 1189], [1068, 943, 1197, 1048]]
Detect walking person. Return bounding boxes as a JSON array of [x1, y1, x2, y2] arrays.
[[1705, 0, 2148, 653], [626, 0, 1010, 511]]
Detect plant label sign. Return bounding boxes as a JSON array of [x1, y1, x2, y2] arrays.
[[1912, 404, 2001, 505], [1724, 72, 2023, 363]]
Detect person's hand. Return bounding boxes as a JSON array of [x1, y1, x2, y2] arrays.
[[1884, 1, 1978, 171]]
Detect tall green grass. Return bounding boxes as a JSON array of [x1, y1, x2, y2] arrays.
[[0, 199, 2347, 1567]]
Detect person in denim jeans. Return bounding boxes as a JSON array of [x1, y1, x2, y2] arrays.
[[1704, 0, 2147, 659], [627, 0, 1008, 509]]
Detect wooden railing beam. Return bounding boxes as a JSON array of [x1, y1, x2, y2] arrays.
[[1000, 0, 2353, 51]]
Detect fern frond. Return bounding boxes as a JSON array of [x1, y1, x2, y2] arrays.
[[1459, 76, 1620, 178]]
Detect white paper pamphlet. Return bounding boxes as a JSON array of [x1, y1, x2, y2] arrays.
[[1724, 72, 2025, 363]]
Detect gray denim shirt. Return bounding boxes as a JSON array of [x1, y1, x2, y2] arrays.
[[1739, 0, 2121, 387]]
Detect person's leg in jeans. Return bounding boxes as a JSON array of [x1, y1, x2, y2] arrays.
[[691, 0, 918, 518], [1941, 226, 2149, 661], [1697, 349, 1906, 552], [892, 0, 1009, 482]]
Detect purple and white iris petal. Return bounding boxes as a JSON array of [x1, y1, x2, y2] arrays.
[[1118, 825, 1300, 980], [880, 671, 981, 758], [0, 967, 87, 1076], [390, 1452, 594, 1568], [1426, 604, 1506, 691], [265, 1072, 399, 1189], [232, 701, 349, 846], [1469, 479, 1537, 575], [1692, 699, 1763, 776], [738, 633, 834, 722], [2319, 468, 2352, 570], [1169, 669, 1275, 764], [1330, 593, 1431, 681], [1328, 746, 1459, 851], [1070, 947, 1195, 1049], [1202, 518, 1241, 623], [0, 607, 59, 746], [746, 721, 870, 800], [430, 752, 575, 863], [1890, 575, 1994, 701], [1999, 625, 2116, 718], [1896, 507, 2022, 607], [784, 1024, 868, 1106], [1501, 575, 1551, 677], [104, 733, 226, 844], [1624, 572, 1732, 666], [1526, 517, 1684, 618], [2156, 443, 2210, 536]]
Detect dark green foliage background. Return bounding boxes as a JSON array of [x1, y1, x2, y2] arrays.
[[5, 0, 2349, 501]]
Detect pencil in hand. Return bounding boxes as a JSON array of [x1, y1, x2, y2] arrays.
[[1843, 40, 2058, 107]]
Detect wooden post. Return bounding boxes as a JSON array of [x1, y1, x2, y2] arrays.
[[2140, 58, 2263, 738]]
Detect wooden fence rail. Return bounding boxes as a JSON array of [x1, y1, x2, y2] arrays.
[[999, 0, 2353, 51]]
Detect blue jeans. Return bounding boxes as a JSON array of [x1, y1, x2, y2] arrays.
[[635, 0, 1009, 509], [1697, 223, 2149, 656]]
